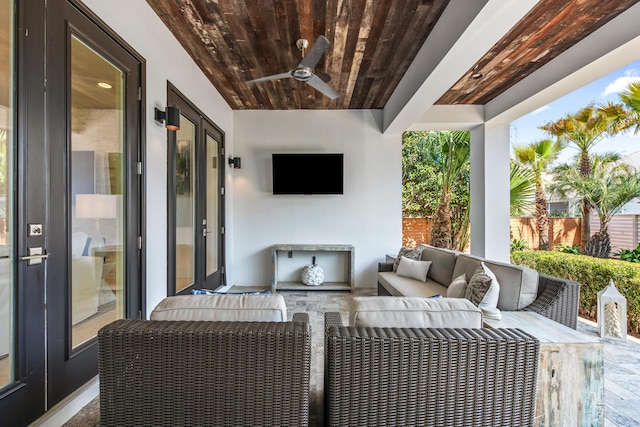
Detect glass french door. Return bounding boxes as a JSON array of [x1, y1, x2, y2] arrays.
[[0, 0, 16, 396], [0, 1, 143, 424], [45, 0, 143, 406], [0, 1, 47, 424], [169, 87, 225, 294]]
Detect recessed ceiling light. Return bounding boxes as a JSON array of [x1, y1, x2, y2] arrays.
[[471, 72, 484, 80], [97, 82, 112, 89]]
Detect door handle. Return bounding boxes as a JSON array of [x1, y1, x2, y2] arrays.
[[19, 247, 49, 265]]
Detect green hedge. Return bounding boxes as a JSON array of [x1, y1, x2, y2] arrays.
[[511, 250, 640, 335]]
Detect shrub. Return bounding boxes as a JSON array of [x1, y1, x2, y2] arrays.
[[511, 250, 640, 336], [510, 238, 527, 252], [554, 243, 581, 255], [613, 244, 640, 263]]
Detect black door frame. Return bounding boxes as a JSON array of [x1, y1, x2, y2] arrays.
[[0, 1, 47, 425], [0, 0, 146, 423], [166, 83, 225, 295], [45, 0, 145, 408]]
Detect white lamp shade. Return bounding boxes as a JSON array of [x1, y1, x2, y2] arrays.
[[76, 194, 119, 219]]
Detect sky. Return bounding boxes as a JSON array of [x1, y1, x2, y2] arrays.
[[510, 58, 640, 165]]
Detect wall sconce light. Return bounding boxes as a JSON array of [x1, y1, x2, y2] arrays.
[[228, 156, 241, 169], [154, 106, 180, 131]]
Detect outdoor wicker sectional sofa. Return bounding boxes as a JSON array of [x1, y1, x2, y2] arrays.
[[98, 295, 312, 427], [324, 311, 541, 426], [378, 244, 581, 328]]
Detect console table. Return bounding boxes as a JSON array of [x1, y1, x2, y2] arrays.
[[271, 244, 355, 292], [484, 311, 604, 426]]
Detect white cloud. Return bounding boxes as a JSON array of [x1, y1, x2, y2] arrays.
[[531, 105, 551, 115], [602, 69, 640, 98]]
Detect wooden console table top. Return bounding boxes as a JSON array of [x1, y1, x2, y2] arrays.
[[272, 244, 355, 251]]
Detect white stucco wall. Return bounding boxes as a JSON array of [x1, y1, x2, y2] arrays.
[[232, 110, 401, 288], [78, 2, 403, 307], [82, 0, 234, 314]]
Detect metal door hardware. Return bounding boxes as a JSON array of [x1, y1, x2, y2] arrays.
[[28, 224, 43, 236], [19, 247, 49, 265]]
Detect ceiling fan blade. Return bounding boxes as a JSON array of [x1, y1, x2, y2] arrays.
[[246, 71, 292, 84], [299, 35, 330, 69], [306, 74, 339, 99]]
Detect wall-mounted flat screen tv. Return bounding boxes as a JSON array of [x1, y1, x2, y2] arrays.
[[272, 153, 344, 195]]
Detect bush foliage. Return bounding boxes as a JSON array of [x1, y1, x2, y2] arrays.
[[614, 244, 640, 263], [554, 243, 581, 255], [511, 250, 640, 335], [510, 238, 528, 252]]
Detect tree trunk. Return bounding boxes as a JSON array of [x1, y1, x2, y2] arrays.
[[585, 229, 611, 258], [581, 200, 591, 252], [579, 152, 591, 252], [535, 184, 550, 251], [430, 191, 452, 249]]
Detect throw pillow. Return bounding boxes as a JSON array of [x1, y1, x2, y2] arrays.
[[465, 262, 500, 309], [447, 274, 467, 298], [392, 246, 423, 272], [395, 256, 432, 282]]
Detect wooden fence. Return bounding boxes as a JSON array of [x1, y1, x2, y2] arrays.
[[509, 217, 581, 250], [403, 215, 640, 251], [402, 218, 432, 248]]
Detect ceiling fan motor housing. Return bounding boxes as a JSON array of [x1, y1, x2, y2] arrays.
[[292, 67, 313, 81]]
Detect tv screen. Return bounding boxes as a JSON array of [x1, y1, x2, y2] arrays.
[[272, 153, 344, 195]]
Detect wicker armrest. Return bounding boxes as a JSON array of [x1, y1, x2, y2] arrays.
[[324, 312, 344, 335], [292, 312, 309, 323], [378, 262, 394, 272], [325, 312, 344, 327], [524, 273, 580, 329]]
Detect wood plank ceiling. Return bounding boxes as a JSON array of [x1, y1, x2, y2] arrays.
[[146, 0, 640, 110]]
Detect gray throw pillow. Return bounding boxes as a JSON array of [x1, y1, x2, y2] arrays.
[[393, 246, 423, 272], [447, 274, 467, 298], [465, 262, 500, 309], [395, 256, 432, 282]]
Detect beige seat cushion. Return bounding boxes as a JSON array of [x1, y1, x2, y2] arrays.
[[150, 294, 287, 321], [378, 271, 447, 297], [349, 296, 483, 328]]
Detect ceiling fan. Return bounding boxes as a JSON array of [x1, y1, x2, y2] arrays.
[[246, 35, 339, 100]]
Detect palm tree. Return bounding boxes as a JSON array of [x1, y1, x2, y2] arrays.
[[513, 139, 563, 250], [509, 161, 536, 217], [540, 104, 618, 253], [551, 154, 640, 258], [428, 130, 470, 249], [618, 81, 640, 134]]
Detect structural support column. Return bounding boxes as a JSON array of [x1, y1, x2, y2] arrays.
[[470, 122, 511, 262]]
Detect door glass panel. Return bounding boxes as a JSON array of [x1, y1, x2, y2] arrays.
[[0, 0, 13, 389], [70, 35, 125, 348], [176, 115, 196, 292], [206, 133, 218, 276]]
